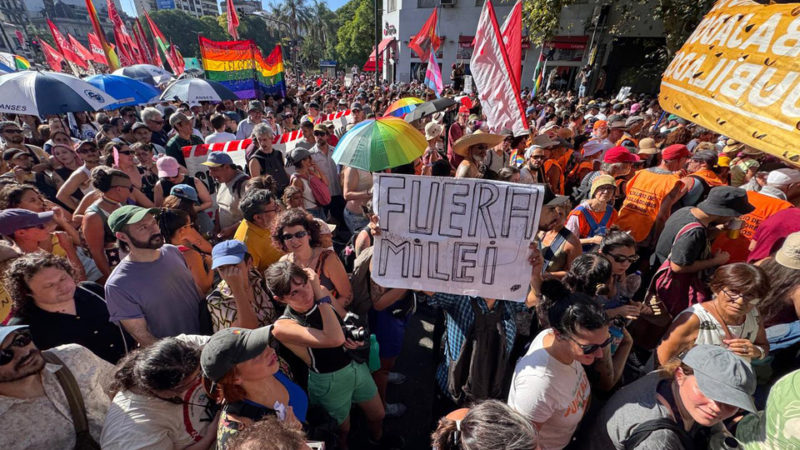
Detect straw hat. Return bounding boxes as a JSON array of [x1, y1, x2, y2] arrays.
[[453, 131, 503, 157], [776, 231, 800, 270], [740, 145, 763, 157], [721, 139, 745, 155], [637, 137, 659, 155]]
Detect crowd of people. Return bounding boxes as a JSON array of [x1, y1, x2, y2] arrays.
[[0, 71, 798, 450]]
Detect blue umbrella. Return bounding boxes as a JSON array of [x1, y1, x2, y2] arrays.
[[86, 74, 161, 109], [0, 71, 118, 116], [113, 64, 173, 86]]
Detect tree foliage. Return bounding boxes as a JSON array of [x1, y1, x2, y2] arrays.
[[335, 0, 375, 67]]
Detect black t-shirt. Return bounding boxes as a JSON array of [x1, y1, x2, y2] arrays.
[[9, 282, 135, 363], [249, 150, 290, 193], [653, 207, 708, 268]]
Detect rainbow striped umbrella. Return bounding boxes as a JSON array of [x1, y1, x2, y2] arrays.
[[384, 97, 424, 117], [332, 117, 427, 171]]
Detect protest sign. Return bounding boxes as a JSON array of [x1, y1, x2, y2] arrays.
[[371, 174, 544, 302], [660, 0, 800, 166]]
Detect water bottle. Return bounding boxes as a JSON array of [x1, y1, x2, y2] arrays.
[[368, 334, 380, 372]]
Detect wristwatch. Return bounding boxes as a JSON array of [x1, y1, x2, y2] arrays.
[[317, 296, 332, 305], [754, 345, 765, 360]]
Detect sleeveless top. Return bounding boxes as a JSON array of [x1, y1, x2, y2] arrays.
[[159, 175, 197, 198], [293, 175, 318, 210], [541, 227, 573, 275], [280, 303, 351, 373], [683, 303, 760, 362], [86, 202, 116, 244]]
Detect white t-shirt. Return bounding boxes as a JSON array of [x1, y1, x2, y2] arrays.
[[204, 131, 236, 144], [508, 329, 591, 450]]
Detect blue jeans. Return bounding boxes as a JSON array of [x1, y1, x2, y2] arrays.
[[307, 207, 327, 221], [767, 320, 800, 351], [579, 84, 587, 97], [344, 208, 369, 234]]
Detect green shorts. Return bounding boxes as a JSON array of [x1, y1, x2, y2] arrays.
[[307, 360, 378, 424]]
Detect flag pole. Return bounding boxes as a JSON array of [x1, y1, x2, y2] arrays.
[[374, 0, 379, 85]]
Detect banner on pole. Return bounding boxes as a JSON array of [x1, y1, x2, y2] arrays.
[[371, 174, 544, 302], [660, 0, 800, 166]]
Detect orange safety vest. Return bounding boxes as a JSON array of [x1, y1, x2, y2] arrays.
[[691, 168, 725, 187], [739, 191, 793, 240], [543, 159, 565, 195], [616, 168, 682, 242]]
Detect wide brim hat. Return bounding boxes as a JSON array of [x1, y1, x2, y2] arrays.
[[453, 131, 503, 157]]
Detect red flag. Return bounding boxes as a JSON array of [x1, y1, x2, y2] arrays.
[[107, 0, 139, 64], [470, 0, 527, 135], [169, 39, 184, 75], [226, 0, 240, 40], [135, 19, 154, 65], [87, 33, 109, 65], [145, 11, 178, 73], [152, 35, 163, 68], [115, 32, 134, 66], [409, 8, 442, 61], [15, 30, 23, 47], [47, 19, 88, 69], [500, 0, 522, 88], [40, 38, 65, 72], [86, 0, 119, 70], [68, 34, 94, 64]]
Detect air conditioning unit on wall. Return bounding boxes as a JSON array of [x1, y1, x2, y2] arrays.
[[441, 0, 456, 7]]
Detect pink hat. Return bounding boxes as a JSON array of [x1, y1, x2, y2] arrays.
[[630, 103, 641, 114], [156, 156, 179, 178]]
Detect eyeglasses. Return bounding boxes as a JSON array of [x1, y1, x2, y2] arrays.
[[0, 330, 33, 366], [568, 335, 612, 355], [2, 129, 22, 134], [721, 288, 759, 305], [280, 230, 308, 241], [606, 253, 639, 264]]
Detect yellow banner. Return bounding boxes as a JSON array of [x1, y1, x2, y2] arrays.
[[659, 0, 800, 167]]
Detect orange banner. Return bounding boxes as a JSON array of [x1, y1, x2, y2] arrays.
[[659, 0, 800, 167]]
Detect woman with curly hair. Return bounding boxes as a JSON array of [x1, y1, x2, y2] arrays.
[[273, 208, 351, 314], [5, 252, 134, 363]]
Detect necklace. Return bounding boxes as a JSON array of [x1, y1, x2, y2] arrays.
[[710, 301, 744, 339]]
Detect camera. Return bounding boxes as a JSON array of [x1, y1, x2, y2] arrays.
[[342, 312, 367, 341]]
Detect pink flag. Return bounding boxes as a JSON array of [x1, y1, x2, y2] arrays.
[[470, 0, 527, 135], [424, 50, 443, 96], [500, 0, 522, 88]]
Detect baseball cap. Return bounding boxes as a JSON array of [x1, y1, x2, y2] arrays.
[[168, 112, 190, 128], [630, 103, 641, 114], [156, 155, 180, 177], [698, 186, 755, 217], [200, 326, 274, 382], [0, 209, 54, 236], [285, 148, 311, 167], [313, 124, 328, 134], [604, 146, 640, 163], [107, 205, 159, 233], [766, 168, 800, 187], [609, 119, 627, 129], [775, 231, 800, 270], [350, 102, 362, 111], [690, 149, 718, 166], [458, 105, 470, 114], [682, 344, 757, 413], [211, 239, 248, 270], [592, 120, 608, 130], [662, 144, 690, 161], [0, 325, 29, 345], [248, 100, 265, 112], [2, 148, 30, 161], [170, 184, 199, 203], [624, 116, 644, 127], [309, 102, 320, 109], [542, 184, 569, 207], [202, 151, 234, 167]]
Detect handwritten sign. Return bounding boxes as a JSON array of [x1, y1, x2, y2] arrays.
[[660, 0, 800, 166], [371, 174, 544, 302]]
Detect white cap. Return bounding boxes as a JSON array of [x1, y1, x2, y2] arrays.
[[582, 140, 606, 158], [766, 168, 800, 187]]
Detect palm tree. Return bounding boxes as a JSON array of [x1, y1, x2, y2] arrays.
[[267, 0, 312, 38]]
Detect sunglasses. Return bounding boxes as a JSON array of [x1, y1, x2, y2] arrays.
[[568, 335, 612, 355], [314, 131, 327, 136], [531, 155, 546, 160], [117, 150, 133, 156], [606, 253, 639, 264], [2, 129, 22, 134], [0, 330, 33, 366], [77, 147, 98, 153], [280, 230, 308, 241]]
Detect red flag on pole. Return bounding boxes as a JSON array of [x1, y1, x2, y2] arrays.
[[115, 32, 134, 66], [47, 19, 87, 69], [408, 8, 442, 61], [145, 11, 179, 73], [135, 19, 154, 65], [152, 35, 163, 68], [87, 33, 109, 65], [226, 0, 240, 40], [500, 0, 522, 88], [106, 0, 139, 64], [40, 38, 65, 72], [169, 39, 185, 75], [86, 0, 119, 70], [470, 0, 527, 135], [68, 34, 94, 65]]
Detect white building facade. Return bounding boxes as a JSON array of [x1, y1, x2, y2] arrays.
[[380, 0, 665, 93]]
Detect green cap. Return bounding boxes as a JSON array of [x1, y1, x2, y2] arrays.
[[107, 205, 159, 233]]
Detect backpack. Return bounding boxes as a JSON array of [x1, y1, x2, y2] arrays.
[[292, 173, 331, 206], [348, 246, 375, 316], [620, 418, 704, 450]]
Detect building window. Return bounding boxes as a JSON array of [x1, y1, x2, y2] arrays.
[[417, 0, 436, 8], [387, 0, 396, 12], [475, 0, 483, 5]]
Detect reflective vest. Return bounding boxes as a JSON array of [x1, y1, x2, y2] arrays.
[[740, 191, 793, 240], [543, 159, 565, 195], [616, 168, 682, 242]]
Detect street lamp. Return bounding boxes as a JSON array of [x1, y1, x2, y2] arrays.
[[251, 11, 301, 87]]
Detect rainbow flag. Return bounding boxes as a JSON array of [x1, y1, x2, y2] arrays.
[[199, 36, 285, 99], [13, 55, 29, 70]]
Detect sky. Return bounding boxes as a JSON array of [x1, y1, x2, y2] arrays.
[[120, 0, 350, 17]]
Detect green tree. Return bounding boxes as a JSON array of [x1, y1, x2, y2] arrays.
[[146, 10, 225, 57], [216, 14, 280, 55], [335, 0, 375, 67]]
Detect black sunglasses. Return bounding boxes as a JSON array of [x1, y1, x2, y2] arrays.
[[280, 230, 308, 241], [0, 330, 33, 366], [313, 131, 327, 136], [117, 150, 133, 155], [606, 253, 639, 264], [568, 335, 612, 355]]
